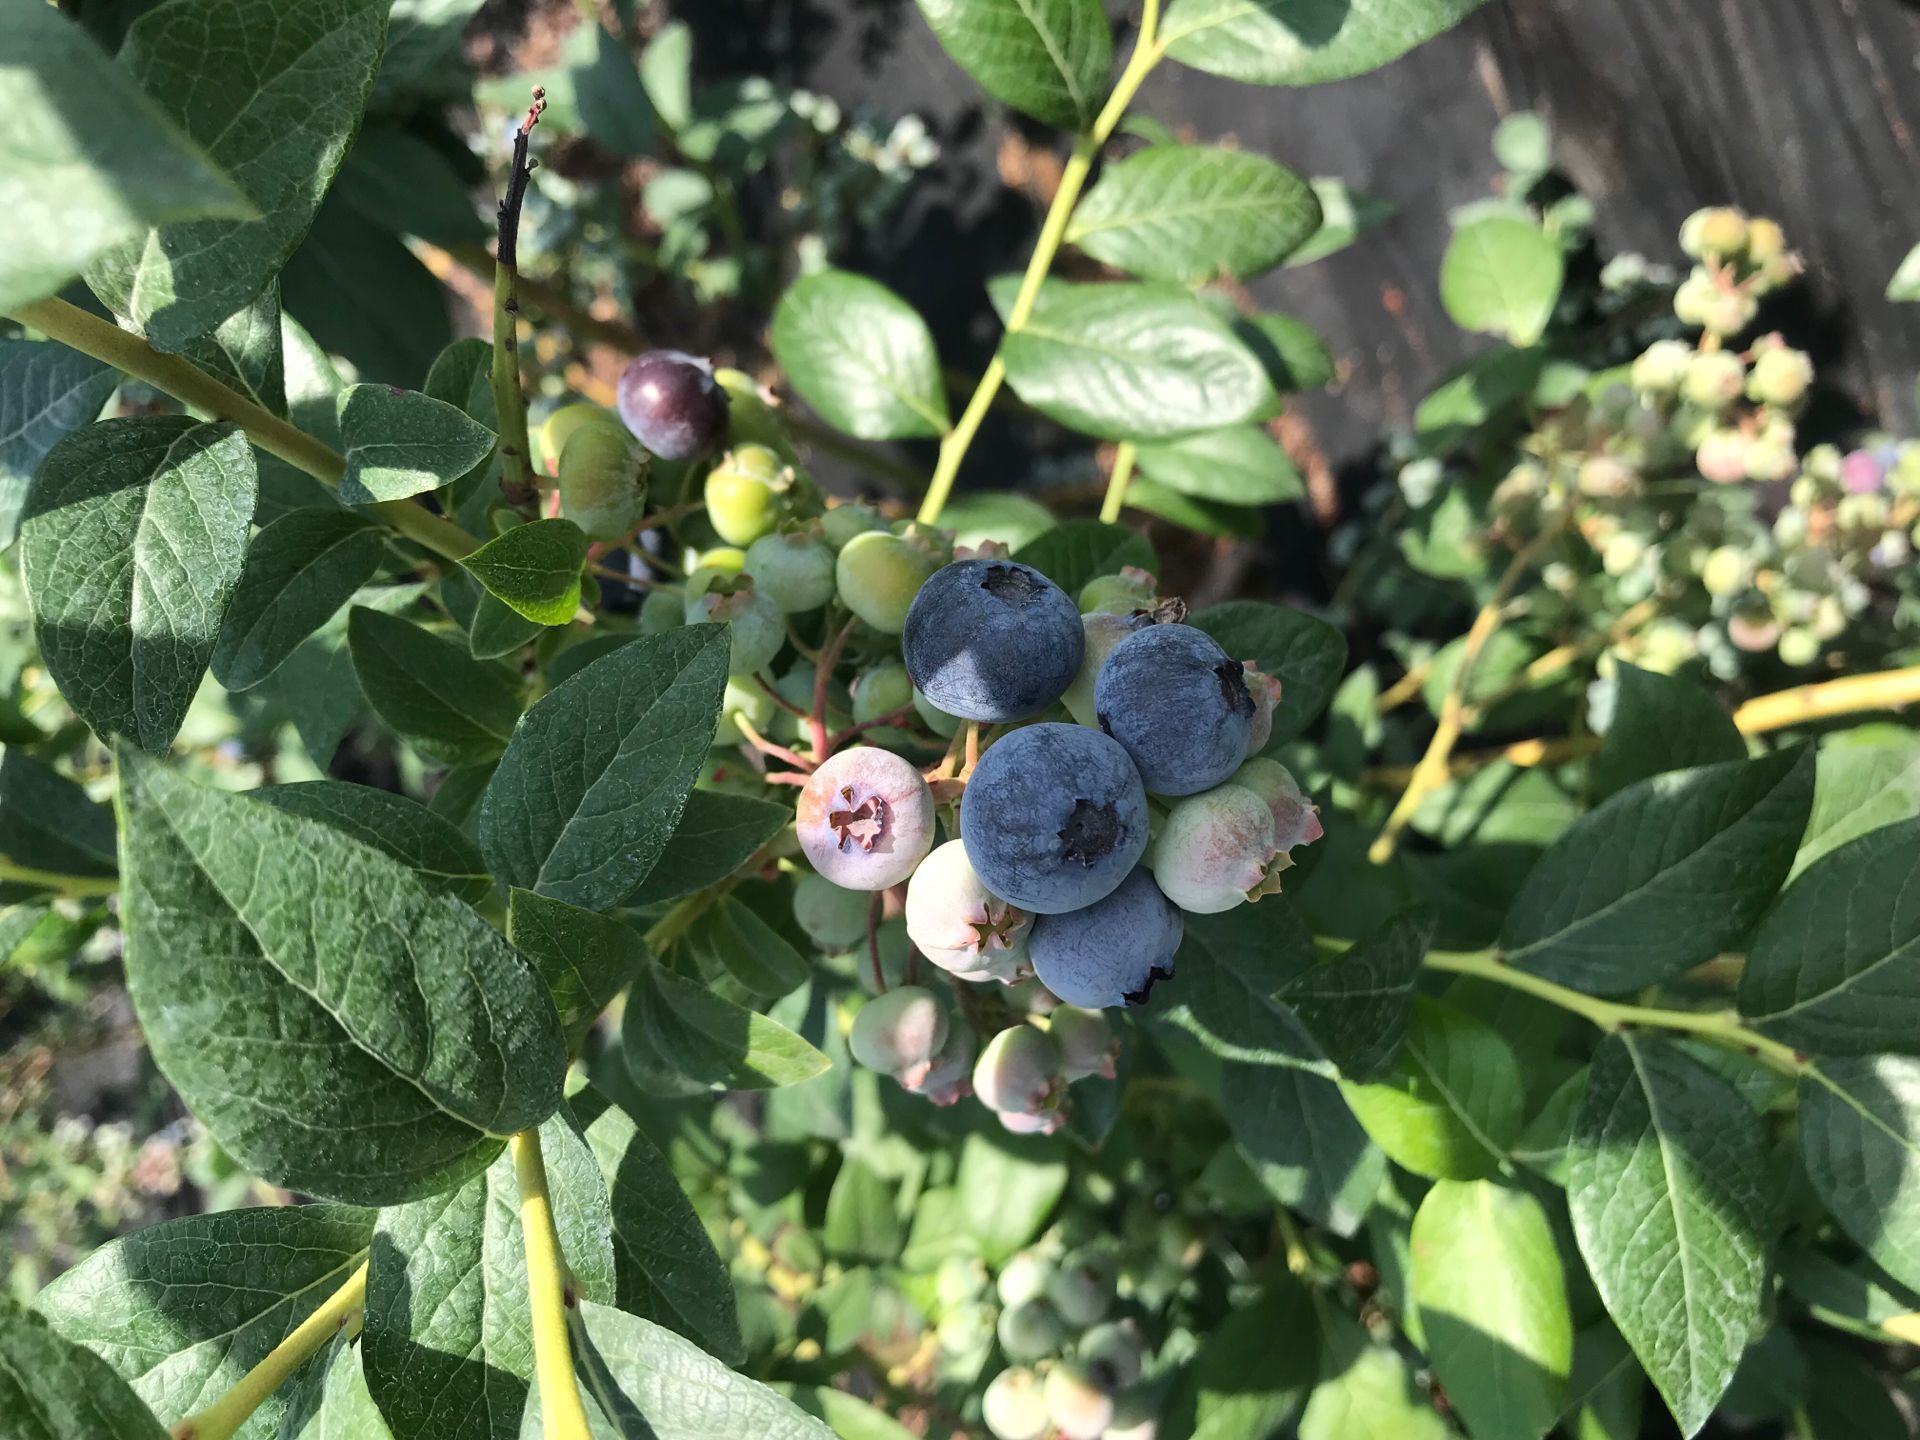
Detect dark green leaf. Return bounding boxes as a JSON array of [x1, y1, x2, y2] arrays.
[[1235, 311, 1337, 394], [1299, 1311, 1451, 1440], [116, 748, 564, 1204], [624, 790, 789, 906], [1132, 424, 1304, 504], [687, 895, 812, 1001], [506, 891, 650, 1052], [1564, 1321, 1645, 1440], [1162, 1275, 1318, 1438], [461, 519, 589, 627], [1593, 663, 1745, 801], [571, 1085, 745, 1364], [1341, 997, 1523, 1179], [0, 340, 117, 548], [179, 283, 286, 415], [1285, 177, 1397, 267], [1151, 902, 1328, 1073], [375, 0, 487, 104], [912, 0, 1111, 129], [999, 280, 1278, 440], [1191, 600, 1348, 746], [348, 606, 523, 765], [335, 123, 487, 247], [638, 22, 693, 130], [1801, 1339, 1907, 1440], [0, 747, 115, 880], [0, 1, 249, 315], [1161, 0, 1488, 86], [1011, 518, 1156, 596], [212, 508, 388, 690], [1282, 913, 1432, 1080], [1410, 1178, 1571, 1440], [1501, 748, 1814, 994], [269, 581, 425, 768], [953, 1132, 1066, 1263], [477, 626, 729, 910], [278, 1332, 392, 1440], [253, 780, 491, 905], [569, 22, 657, 157], [282, 195, 453, 386], [1224, 1060, 1384, 1235], [20, 416, 255, 752], [822, 1156, 903, 1264], [621, 957, 831, 1090], [1440, 215, 1564, 346], [336, 383, 495, 504], [1068, 144, 1321, 281], [87, 0, 388, 348], [771, 270, 948, 441], [1122, 477, 1264, 539], [1414, 344, 1544, 445], [1567, 1034, 1768, 1437], [470, 593, 545, 660], [0, 1301, 170, 1440], [1799, 1056, 1920, 1293], [35, 1203, 374, 1438]]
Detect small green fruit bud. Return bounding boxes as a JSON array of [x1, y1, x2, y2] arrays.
[[557, 424, 647, 542], [1629, 339, 1694, 394], [1682, 351, 1747, 411], [704, 444, 789, 547], [1747, 345, 1813, 408]]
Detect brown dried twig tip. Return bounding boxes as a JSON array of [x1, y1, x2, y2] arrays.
[[491, 84, 547, 509], [497, 85, 547, 274]]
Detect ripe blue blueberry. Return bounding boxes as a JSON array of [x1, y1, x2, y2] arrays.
[[797, 746, 935, 890], [1095, 623, 1253, 796], [1028, 867, 1182, 1009], [902, 560, 1085, 722], [959, 724, 1149, 915], [616, 350, 728, 461]]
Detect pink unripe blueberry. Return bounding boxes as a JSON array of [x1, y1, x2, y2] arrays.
[[905, 840, 1034, 984], [1841, 449, 1886, 495], [796, 746, 935, 890], [1149, 784, 1276, 914], [1241, 662, 1282, 754], [982, 1368, 1050, 1440], [1048, 1005, 1118, 1080], [849, 985, 949, 1086], [1696, 428, 1751, 484], [998, 1108, 1068, 1136], [997, 1298, 1067, 1361], [1231, 758, 1323, 854], [1045, 1362, 1116, 1440], [1080, 1320, 1145, 1393], [905, 1022, 976, 1106], [1047, 1252, 1115, 1326], [973, 1024, 1065, 1117]]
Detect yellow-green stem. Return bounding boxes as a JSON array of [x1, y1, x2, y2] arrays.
[[916, 2, 1164, 525], [512, 1129, 595, 1440], [1100, 443, 1137, 524], [492, 259, 537, 502], [5, 297, 478, 562], [0, 860, 118, 898], [170, 1260, 368, 1440]]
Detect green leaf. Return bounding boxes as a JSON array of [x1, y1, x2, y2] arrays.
[[1440, 215, 1565, 346], [621, 957, 831, 1090], [1799, 1056, 1920, 1293], [953, 1132, 1067, 1263], [624, 790, 790, 906], [1415, 344, 1544, 444], [279, 1333, 393, 1440], [1122, 476, 1264, 539], [1162, 1275, 1318, 1438], [1011, 518, 1157, 596], [1564, 1322, 1645, 1440], [253, 780, 491, 905], [179, 283, 287, 416], [336, 383, 496, 504], [506, 891, 650, 1052], [470, 593, 546, 660], [1594, 663, 1745, 800], [282, 196, 453, 386], [363, 1109, 614, 1440], [116, 749, 564, 1204], [1285, 176, 1396, 267], [1151, 902, 1328, 1072], [912, 0, 1111, 129], [348, 606, 523, 765], [639, 22, 693, 130], [999, 280, 1278, 440], [568, 1299, 836, 1439], [335, 123, 488, 247], [1190, 600, 1348, 746], [0, 340, 118, 548], [212, 508, 388, 690], [1235, 310, 1337, 393], [1067, 144, 1322, 281], [1282, 913, 1432, 1081], [1739, 819, 1920, 1055], [822, 1156, 904, 1264], [1161, 0, 1488, 86], [1299, 1311, 1451, 1440], [477, 626, 730, 910], [1132, 424, 1305, 504], [1888, 243, 1920, 303], [269, 580, 424, 768], [0, 1301, 170, 1440], [1500, 748, 1814, 994], [1341, 997, 1523, 1179], [1410, 1179, 1571, 1440], [20, 416, 255, 752], [1566, 1034, 1768, 1437], [0, 747, 116, 880], [1224, 1060, 1384, 1235], [87, 0, 388, 349], [571, 1085, 744, 1364], [1792, 737, 1920, 879], [770, 269, 948, 440], [461, 519, 590, 626], [687, 894, 812, 1001], [0, 1, 250, 316], [34, 1203, 374, 1438]]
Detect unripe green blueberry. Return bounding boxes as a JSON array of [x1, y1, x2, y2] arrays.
[[906, 839, 1034, 985], [1748, 345, 1813, 408], [1696, 428, 1751, 485], [704, 444, 790, 547], [1063, 612, 1146, 728], [1680, 206, 1750, 260], [639, 587, 683, 635], [855, 917, 915, 996], [744, 526, 835, 612], [1777, 626, 1821, 667], [792, 871, 872, 951], [1602, 531, 1647, 577], [1629, 339, 1695, 395], [1746, 216, 1788, 265], [982, 1368, 1050, 1440], [1744, 437, 1797, 484], [1682, 351, 1747, 411], [714, 676, 775, 745], [937, 1256, 990, 1311], [1048, 1005, 1118, 1081], [997, 1252, 1054, 1308], [1046, 1252, 1115, 1327], [1702, 289, 1759, 339], [1673, 269, 1720, 328], [797, 746, 936, 890], [685, 580, 784, 676], [540, 401, 620, 473], [851, 661, 916, 739], [1045, 1362, 1116, 1440], [973, 1024, 1065, 1118], [1148, 784, 1277, 914], [821, 499, 886, 549], [997, 1298, 1067, 1362], [849, 985, 950, 1085], [906, 1021, 976, 1105], [683, 550, 747, 608], [558, 422, 648, 542], [1078, 567, 1157, 615], [1701, 546, 1749, 597], [937, 1304, 994, 1355], [835, 530, 936, 634], [912, 685, 962, 739], [714, 368, 802, 465], [1079, 1321, 1145, 1393]]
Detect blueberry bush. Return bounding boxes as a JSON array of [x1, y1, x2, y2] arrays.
[[4, 3, 1920, 1439]]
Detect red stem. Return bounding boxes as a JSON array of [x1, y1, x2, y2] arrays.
[[826, 703, 925, 752], [811, 617, 857, 761]]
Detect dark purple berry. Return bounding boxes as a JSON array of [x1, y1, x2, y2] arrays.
[[616, 349, 728, 461]]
